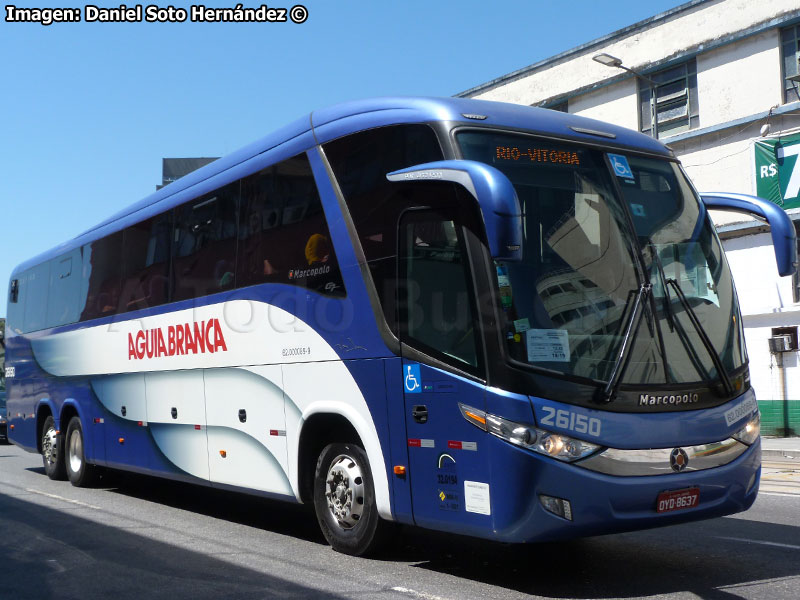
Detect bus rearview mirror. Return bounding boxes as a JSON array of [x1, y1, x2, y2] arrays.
[[701, 192, 797, 277], [386, 160, 523, 261]]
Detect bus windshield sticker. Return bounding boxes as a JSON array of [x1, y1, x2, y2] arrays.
[[630, 203, 646, 217], [526, 329, 570, 362], [513, 318, 530, 333], [464, 481, 491, 515], [608, 153, 634, 179], [496, 264, 513, 309]]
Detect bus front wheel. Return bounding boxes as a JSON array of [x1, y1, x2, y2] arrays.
[[313, 442, 385, 556], [41, 415, 66, 480], [65, 417, 98, 487]]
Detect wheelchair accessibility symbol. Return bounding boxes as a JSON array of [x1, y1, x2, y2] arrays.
[[404, 364, 422, 393], [608, 153, 634, 179]]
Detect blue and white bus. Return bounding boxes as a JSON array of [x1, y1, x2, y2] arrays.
[[6, 97, 795, 555]]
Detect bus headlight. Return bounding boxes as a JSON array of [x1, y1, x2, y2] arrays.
[[459, 403, 602, 462], [732, 412, 760, 446]]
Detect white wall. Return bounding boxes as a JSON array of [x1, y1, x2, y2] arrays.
[[670, 123, 758, 229], [569, 79, 639, 130], [723, 231, 800, 402], [724, 232, 790, 314], [696, 30, 783, 128]]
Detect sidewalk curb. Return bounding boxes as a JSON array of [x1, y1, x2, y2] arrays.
[[762, 448, 800, 461]]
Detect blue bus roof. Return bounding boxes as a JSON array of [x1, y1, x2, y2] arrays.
[[12, 96, 671, 276]]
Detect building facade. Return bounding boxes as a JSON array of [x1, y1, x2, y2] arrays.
[[460, 0, 800, 434]]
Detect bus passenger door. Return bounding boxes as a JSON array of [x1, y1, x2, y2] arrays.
[[398, 209, 491, 531]]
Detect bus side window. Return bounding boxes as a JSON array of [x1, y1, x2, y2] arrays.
[[398, 210, 480, 370], [323, 124, 444, 330], [45, 249, 82, 328], [80, 231, 124, 321], [237, 153, 345, 296], [23, 261, 51, 333], [7, 276, 25, 334], [172, 182, 239, 302], [120, 212, 172, 312], [238, 162, 283, 287]]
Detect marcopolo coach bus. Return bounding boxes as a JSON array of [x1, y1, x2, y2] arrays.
[[5, 97, 796, 556]]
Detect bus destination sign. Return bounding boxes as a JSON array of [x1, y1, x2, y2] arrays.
[[495, 146, 581, 166]]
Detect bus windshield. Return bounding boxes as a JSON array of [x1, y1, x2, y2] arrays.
[[457, 130, 745, 387]]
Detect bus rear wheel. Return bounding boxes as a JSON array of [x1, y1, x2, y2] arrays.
[[41, 415, 66, 480], [313, 442, 385, 556], [65, 417, 98, 487]]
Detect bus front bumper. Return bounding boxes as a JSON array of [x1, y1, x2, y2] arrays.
[[484, 435, 760, 543]]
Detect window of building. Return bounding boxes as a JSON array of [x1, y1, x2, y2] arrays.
[[638, 58, 699, 138], [781, 24, 800, 104]]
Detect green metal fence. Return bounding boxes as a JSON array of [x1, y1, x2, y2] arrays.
[[758, 400, 800, 436]]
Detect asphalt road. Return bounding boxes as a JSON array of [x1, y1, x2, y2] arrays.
[[0, 443, 798, 600]]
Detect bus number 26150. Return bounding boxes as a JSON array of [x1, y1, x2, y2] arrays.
[[539, 406, 602, 437]]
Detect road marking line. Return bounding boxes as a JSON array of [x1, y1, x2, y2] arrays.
[[759, 491, 800, 498], [716, 536, 800, 550], [391, 586, 450, 600], [25, 488, 100, 510]]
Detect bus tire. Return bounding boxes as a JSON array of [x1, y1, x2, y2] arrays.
[[41, 415, 66, 480], [64, 417, 98, 487], [313, 442, 385, 556]]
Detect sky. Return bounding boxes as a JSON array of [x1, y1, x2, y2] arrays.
[[0, 0, 689, 317]]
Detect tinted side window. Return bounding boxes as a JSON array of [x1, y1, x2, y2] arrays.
[[46, 248, 82, 328], [323, 125, 443, 326], [7, 276, 25, 334], [173, 183, 239, 302], [80, 231, 124, 321], [237, 154, 345, 296], [120, 212, 171, 312], [23, 262, 50, 332], [399, 210, 480, 370]]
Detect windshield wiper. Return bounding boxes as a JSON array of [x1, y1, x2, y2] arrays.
[[648, 247, 676, 333], [665, 278, 734, 396], [645, 244, 712, 382], [599, 283, 651, 403]]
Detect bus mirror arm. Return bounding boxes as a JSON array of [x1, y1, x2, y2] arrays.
[[387, 160, 523, 261], [701, 192, 797, 277]]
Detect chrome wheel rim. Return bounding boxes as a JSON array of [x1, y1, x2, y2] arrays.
[[68, 428, 82, 474], [42, 426, 58, 467], [325, 454, 365, 529]]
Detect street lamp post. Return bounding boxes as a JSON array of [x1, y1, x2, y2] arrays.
[[593, 53, 659, 139]]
